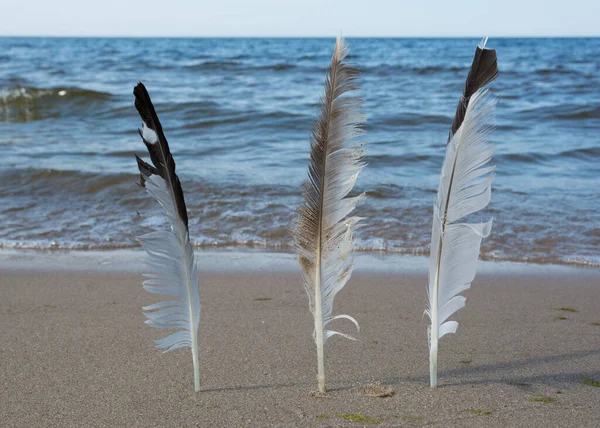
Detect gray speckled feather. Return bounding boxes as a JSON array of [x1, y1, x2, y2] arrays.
[[292, 36, 366, 393]]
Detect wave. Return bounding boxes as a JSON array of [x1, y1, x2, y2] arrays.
[[6, 145, 597, 194], [532, 66, 595, 78], [182, 60, 304, 73], [161, 100, 224, 117], [363, 64, 464, 76], [229, 54, 252, 60], [0, 168, 137, 196], [519, 104, 600, 122], [255, 63, 297, 72], [367, 154, 441, 169], [558, 146, 600, 160], [553, 105, 600, 120], [497, 153, 545, 165], [0, 86, 113, 123], [495, 148, 600, 166], [183, 60, 241, 71], [372, 112, 450, 128], [178, 109, 308, 130]]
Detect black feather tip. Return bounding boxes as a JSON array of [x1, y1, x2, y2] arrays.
[[133, 82, 189, 228], [449, 40, 499, 141]]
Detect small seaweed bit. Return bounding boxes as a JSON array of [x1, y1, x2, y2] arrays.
[[316, 413, 328, 420], [581, 377, 600, 387], [589, 322, 600, 326], [459, 359, 472, 364], [528, 394, 555, 403], [506, 380, 531, 387], [359, 382, 395, 398], [459, 409, 493, 415], [554, 307, 578, 312], [554, 316, 568, 321], [252, 297, 272, 301], [337, 413, 383, 424], [398, 415, 422, 420]]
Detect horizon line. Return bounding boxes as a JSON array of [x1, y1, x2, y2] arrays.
[[1, 34, 599, 39]]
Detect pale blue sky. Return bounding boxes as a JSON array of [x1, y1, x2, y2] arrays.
[[3, 0, 599, 37]]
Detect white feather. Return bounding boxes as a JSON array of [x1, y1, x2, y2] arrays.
[[426, 88, 497, 388], [138, 173, 201, 388]]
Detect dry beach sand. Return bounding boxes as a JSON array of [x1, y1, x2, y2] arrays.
[[1, 251, 599, 427]]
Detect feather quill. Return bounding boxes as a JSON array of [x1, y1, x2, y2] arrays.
[[425, 39, 499, 388], [133, 83, 201, 392], [293, 36, 366, 393]]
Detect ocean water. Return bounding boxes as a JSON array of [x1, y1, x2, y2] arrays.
[[0, 37, 599, 267]]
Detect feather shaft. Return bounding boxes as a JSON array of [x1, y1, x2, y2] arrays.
[[315, 257, 325, 392]]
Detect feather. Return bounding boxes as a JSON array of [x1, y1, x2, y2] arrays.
[[425, 39, 498, 388], [133, 83, 201, 392], [292, 36, 366, 393]]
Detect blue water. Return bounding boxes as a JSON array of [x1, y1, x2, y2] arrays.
[[0, 37, 599, 266]]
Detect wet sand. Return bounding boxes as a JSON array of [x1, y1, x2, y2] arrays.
[[1, 251, 599, 427]]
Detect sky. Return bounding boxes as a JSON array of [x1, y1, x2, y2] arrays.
[[2, 0, 599, 37]]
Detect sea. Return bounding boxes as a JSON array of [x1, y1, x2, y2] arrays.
[[0, 37, 599, 267]]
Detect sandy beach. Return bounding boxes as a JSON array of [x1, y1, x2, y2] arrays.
[[1, 251, 599, 427]]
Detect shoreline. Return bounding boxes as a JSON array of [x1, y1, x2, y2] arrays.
[[1, 248, 599, 277], [1, 245, 599, 270]]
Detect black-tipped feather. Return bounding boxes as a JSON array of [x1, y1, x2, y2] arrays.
[[449, 39, 498, 140], [133, 82, 201, 392], [427, 39, 498, 388], [134, 83, 189, 227]]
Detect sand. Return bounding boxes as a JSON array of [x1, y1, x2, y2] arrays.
[[1, 251, 599, 427]]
